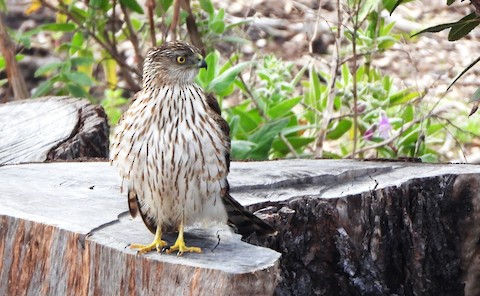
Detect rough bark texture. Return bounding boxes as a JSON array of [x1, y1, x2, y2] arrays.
[[227, 160, 479, 296], [1, 160, 479, 295], [0, 96, 109, 165], [265, 176, 468, 296]]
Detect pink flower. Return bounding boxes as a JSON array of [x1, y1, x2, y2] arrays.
[[378, 112, 391, 140]]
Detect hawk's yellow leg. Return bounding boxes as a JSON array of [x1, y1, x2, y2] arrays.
[[166, 221, 202, 256], [130, 225, 168, 254]]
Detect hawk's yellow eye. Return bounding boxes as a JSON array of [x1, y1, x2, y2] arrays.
[[177, 56, 186, 64]]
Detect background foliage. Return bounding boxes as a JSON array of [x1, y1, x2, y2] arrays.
[[1, 0, 479, 162]]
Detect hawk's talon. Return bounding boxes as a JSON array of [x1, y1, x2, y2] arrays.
[[166, 242, 202, 256], [130, 226, 167, 254], [165, 221, 201, 256], [130, 239, 168, 254]]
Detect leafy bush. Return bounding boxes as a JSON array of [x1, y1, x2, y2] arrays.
[[1, 0, 478, 161]]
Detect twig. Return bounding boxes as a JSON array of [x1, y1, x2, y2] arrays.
[[309, 0, 322, 54], [280, 133, 300, 158], [238, 74, 266, 118], [120, 3, 143, 73], [40, 0, 142, 91], [351, 4, 360, 158], [170, 0, 181, 40], [0, 14, 29, 100], [146, 0, 157, 46], [314, 0, 342, 158], [111, 0, 117, 49]]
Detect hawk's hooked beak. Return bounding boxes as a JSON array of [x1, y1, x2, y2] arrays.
[[197, 54, 207, 69]]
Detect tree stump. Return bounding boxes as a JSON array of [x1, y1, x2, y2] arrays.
[[0, 162, 280, 295], [0, 96, 109, 165], [232, 160, 480, 296], [1, 160, 479, 295]]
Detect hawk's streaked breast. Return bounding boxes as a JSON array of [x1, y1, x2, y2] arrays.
[[111, 83, 229, 231]]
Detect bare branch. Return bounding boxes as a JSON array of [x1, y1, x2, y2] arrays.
[[146, 0, 157, 46], [314, 0, 342, 158], [120, 3, 143, 73], [0, 14, 29, 100]]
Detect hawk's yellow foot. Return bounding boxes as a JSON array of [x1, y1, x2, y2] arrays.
[[130, 226, 168, 254], [166, 221, 201, 256]]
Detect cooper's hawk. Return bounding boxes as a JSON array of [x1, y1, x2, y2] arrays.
[[110, 41, 274, 255]]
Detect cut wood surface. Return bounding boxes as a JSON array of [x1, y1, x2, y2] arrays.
[[0, 96, 109, 165], [1, 160, 480, 296], [0, 161, 280, 296]]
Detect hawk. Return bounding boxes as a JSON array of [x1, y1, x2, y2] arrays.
[[110, 41, 274, 255]]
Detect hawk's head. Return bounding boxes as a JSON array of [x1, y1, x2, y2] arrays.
[[142, 41, 207, 87]]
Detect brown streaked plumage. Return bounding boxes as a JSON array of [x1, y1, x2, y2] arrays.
[[110, 41, 274, 255]]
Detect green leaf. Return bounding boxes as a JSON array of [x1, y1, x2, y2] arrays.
[[402, 105, 414, 122], [69, 6, 88, 22], [307, 65, 322, 111], [228, 115, 240, 138], [209, 8, 225, 34], [40, 23, 76, 32], [230, 108, 261, 134], [281, 124, 320, 136], [216, 84, 235, 97], [397, 126, 420, 147], [71, 32, 84, 50], [206, 61, 250, 94], [247, 118, 290, 160], [32, 80, 54, 97], [470, 87, 480, 103], [35, 62, 64, 77], [326, 119, 352, 140], [412, 22, 456, 37], [119, 0, 144, 13], [89, 0, 109, 11], [197, 51, 218, 86], [71, 56, 94, 67], [199, 0, 214, 16], [427, 123, 444, 135], [378, 35, 398, 50], [272, 136, 315, 154], [159, 0, 173, 12], [389, 89, 420, 105], [388, 0, 413, 14], [448, 12, 480, 41], [65, 71, 93, 86], [66, 83, 89, 98], [0, 55, 24, 69], [231, 140, 256, 160], [357, 0, 379, 22], [267, 97, 302, 118]]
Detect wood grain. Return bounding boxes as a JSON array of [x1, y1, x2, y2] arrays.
[[1, 160, 480, 295], [0, 162, 280, 296], [0, 96, 109, 165]]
